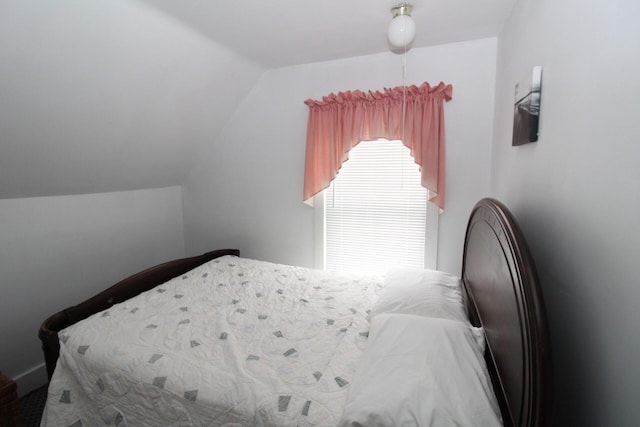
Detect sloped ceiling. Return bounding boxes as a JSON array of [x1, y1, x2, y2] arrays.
[[0, 0, 515, 199], [142, 0, 516, 68]]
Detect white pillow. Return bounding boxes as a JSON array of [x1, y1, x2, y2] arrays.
[[339, 314, 502, 427], [370, 267, 468, 323], [470, 325, 487, 354]]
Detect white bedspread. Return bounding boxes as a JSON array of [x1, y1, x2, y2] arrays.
[[42, 256, 383, 427]]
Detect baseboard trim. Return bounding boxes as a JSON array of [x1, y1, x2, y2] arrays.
[[14, 363, 47, 397]]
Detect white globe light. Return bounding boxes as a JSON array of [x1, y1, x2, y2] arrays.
[[387, 14, 416, 50]]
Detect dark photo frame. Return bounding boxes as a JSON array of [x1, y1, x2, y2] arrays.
[[512, 66, 542, 146]]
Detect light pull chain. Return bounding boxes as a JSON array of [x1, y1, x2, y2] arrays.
[[401, 44, 407, 145], [400, 45, 408, 189]]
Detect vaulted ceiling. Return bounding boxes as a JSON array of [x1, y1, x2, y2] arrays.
[[0, 0, 515, 199]]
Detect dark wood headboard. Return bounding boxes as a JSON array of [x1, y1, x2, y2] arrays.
[[462, 198, 551, 426]]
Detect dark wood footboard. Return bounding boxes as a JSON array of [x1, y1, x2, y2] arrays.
[[38, 249, 240, 380]]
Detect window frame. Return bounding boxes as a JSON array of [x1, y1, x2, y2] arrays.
[[313, 141, 439, 273]]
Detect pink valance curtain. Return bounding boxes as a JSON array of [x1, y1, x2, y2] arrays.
[[303, 81, 452, 210]]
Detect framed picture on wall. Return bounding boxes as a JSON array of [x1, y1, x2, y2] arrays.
[[512, 66, 542, 146]]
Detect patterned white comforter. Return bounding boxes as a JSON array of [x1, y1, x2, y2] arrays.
[[42, 256, 383, 427]]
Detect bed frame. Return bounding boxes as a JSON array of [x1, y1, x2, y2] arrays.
[[462, 198, 551, 426], [38, 248, 240, 380], [39, 199, 551, 426]]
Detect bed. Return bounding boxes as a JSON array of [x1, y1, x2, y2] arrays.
[[38, 198, 551, 426]]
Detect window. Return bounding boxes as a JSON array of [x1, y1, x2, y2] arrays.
[[314, 140, 438, 274]]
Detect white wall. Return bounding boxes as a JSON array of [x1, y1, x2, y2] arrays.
[[182, 38, 497, 274], [0, 0, 262, 199], [491, 0, 640, 424], [0, 187, 185, 395]]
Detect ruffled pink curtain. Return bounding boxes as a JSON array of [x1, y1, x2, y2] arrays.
[[303, 82, 452, 210]]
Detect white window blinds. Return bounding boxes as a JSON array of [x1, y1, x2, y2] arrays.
[[324, 139, 435, 274]]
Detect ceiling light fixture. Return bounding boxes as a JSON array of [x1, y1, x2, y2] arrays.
[[387, 3, 416, 52]]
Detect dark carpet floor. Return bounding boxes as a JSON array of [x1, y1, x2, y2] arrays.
[[18, 385, 47, 427]]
